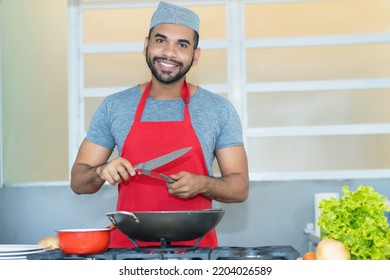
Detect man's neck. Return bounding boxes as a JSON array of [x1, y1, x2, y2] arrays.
[[149, 79, 184, 100], [139, 77, 197, 99]]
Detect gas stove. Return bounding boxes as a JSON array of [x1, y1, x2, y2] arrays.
[[26, 245, 299, 260]]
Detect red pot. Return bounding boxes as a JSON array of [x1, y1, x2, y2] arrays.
[[56, 228, 111, 255]]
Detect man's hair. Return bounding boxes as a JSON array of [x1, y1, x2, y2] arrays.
[[148, 27, 199, 50]]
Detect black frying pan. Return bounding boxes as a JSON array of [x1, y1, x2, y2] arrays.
[[106, 209, 225, 243]]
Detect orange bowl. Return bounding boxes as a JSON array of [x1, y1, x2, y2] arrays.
[[56, 228, 111, 255]]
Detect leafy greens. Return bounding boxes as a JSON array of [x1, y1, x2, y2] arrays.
[[318, 185, 390, 260]]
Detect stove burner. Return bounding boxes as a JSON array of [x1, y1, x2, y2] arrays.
[[117, 246, 211, 260], [128, 237, 204, 249], [26, 245, 299, 260], [210, 246, 299, 260]]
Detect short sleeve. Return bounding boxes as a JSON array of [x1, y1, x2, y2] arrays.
[[85, 98, 116, 151], [215, 102, 244, 150]]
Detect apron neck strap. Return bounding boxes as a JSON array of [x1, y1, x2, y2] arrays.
[[182, 80, 190, 104], [143, 80, 190, 104]]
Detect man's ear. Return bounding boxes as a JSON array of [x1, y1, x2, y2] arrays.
[[143, 37, 149, 55], [192, 48, 201, 67]]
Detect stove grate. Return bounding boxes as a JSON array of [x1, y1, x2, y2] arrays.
[[26, 245, 299, 260], [116, 246, 211, 260], [210, 245, 299, 260]]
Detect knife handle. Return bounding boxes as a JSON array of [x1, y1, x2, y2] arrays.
[[159, 174, 176, 184]]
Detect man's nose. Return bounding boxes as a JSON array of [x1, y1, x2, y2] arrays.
[[162, 43, 177, 57]]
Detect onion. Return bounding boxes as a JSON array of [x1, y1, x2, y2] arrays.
[[316, 238, 351, 260]]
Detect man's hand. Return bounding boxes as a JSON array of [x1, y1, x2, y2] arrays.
[[167, 146, 249, 203], [167, 171, 206, 198], [71, 140, 126, 194], [96, 157, 136, 185]]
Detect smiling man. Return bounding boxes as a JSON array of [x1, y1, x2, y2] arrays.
[[146, 24, 198, 84], [70, 1, 249, 249]]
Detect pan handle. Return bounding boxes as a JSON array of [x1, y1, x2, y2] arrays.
[[106, 211, 140, 224], [108, 215, 117, 225], [126, 212, 140, 223]]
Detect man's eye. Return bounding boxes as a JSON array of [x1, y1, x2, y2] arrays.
[[156, 38, 165, 43], [179, 43, 188, 48]]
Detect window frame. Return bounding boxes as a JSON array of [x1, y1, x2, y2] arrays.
[[0, 3, 3, 187]]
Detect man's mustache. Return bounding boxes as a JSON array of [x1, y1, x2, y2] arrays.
[[153, 56, 183, 67]]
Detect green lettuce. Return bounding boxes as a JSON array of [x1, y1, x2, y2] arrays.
[[317, 185, 390, 260]]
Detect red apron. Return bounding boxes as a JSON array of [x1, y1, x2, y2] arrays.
[[109, 81, 217, 248]]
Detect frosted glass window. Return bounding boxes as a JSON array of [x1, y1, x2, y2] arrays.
[[83, 5, 226, 43], [245, 0, 390, 38], [187, 50, 228, 84], [248, 135, 390, 173], [84, 53, 149, 87], [190, 5, 226, 40], [246, 44, 390, 82], [84, 8, 152, 43], [247, 89, 390, 128]]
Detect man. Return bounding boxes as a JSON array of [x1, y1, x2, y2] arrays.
[[70, 1, 249, 248]]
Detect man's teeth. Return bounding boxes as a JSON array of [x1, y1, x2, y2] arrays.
[[160, 61, 175, 67]]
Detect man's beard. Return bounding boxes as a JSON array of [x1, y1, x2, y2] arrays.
[[146, 47, 194, 84]]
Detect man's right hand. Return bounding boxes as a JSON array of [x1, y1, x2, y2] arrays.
[[70, 140, 129, 194], [96, 157, 136, 185]]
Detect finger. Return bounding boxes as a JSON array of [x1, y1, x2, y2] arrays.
[[169, 173, 182, 181], [111, 157, 135, 176], [121, 162, 136, 176], [128, 168, 137, 177], [117, 166, 130, 181], [167, 183, 186, 194], [106, 173, 121, 185], [100, 168, 121, 185], [169, 189, 191, 199], [106, 176, 119, 185]]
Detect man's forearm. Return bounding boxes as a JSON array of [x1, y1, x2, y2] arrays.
[[70, 163, 106, 194], [202, 173, 249, 203]]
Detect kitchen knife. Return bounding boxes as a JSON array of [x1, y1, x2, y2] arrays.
[[136, 169, 176, 184], [133, 147, 192, 183], [133, 147, 191, 171]]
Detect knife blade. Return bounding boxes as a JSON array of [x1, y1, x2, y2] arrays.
[[133, 147, 192, 171], [136, 169, 176, 184]]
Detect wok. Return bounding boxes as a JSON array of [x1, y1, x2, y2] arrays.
[[106, 209, 225, 243]]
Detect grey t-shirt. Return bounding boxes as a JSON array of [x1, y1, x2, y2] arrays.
[[86, 85, 244, 176]]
